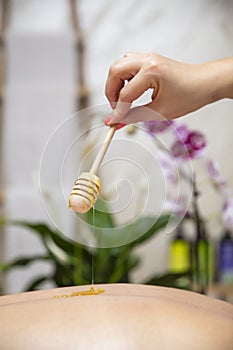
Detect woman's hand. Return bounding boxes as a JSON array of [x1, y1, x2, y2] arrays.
[[105, 52, 233, 125]]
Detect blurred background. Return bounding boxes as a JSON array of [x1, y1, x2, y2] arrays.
[[0, 0, 233, 300]]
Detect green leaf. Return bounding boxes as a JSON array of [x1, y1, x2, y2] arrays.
[[53, 264, 88, 287], [43, 236, 71, 264], [12, 221, 53, 237], [94, 248, 114, 282], [144, 272, 190, 289], [128, 215, 171, 247], [0, 255, 50, 272], [108, 254, 140, 283], [1, 220, 74, 264], [11, 221, 88, 259], [88, 215, 170, 283], [24, 275, 52, 291], [50, 231, 76, 255], [0, 217, 6, 226], [92, 215, 171, 248], [85, 198, 115, 228]]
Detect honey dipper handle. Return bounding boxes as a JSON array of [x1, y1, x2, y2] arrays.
[[90, 125, 117, 175]]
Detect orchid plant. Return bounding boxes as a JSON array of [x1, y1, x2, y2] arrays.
[[133, 118, 233, 293], [142, 119, 233, 229]]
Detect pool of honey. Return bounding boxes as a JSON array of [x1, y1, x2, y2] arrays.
[[53, 286, 105, 299]]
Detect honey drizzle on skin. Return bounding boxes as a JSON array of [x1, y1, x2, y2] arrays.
[[53, 207, 104, 299], [53, 286, 105, 298]]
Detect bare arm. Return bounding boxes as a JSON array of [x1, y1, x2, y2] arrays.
[[105, 53, 233, 125]]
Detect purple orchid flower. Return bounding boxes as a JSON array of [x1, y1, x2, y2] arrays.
[[157, 149, 178, 184], [206, 159, 226, 191], [164, 195, 191, 217], [144, 120, 173, 135], [171, 128, 206, 161], [223, 197, 233, 229], [171, 139, 189, 160], [174, 124, 189, 141]]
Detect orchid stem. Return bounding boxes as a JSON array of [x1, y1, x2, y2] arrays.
[[192, 175, 207, 294]]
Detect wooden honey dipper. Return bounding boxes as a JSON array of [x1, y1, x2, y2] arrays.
[[68, 125, 117, 214]]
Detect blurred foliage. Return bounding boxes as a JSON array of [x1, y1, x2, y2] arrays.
[[0, 201, 190, 292]]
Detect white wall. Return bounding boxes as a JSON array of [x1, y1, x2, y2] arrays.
[[2, 0, 233, 292]]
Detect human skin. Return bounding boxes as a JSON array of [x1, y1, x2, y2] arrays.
[[104, 53, 233, 125], [0, 284, 232, 350]]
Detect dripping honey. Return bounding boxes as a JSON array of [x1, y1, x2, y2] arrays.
[[54, 205, 98, 300]]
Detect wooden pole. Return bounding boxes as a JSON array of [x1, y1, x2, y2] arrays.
[[0, 0, 10, 294], [69, 0, 90, 128], [69, 0, 96, 170]]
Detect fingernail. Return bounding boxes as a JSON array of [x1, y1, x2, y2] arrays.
[[105, 117, 115, 125], [104, 116, 112, 125], [104, 116, 126, 130]]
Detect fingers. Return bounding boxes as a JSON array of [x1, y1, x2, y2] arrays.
[[105, 52, 166, 126], [104, 105, 166, 130], [105, 55, 143, 107], [103, 116, 126, 130], [118, 105, 165, 125], [106, 70, 156, 124]]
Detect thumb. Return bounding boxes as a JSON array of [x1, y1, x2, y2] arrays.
[[106, 70, 153, 125], [119, 105, 165, 125], [105, 101, 131, 125]]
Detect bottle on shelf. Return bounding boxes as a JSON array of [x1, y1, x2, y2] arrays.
[[191, 227, 215, 293], [218, 230, 233, 284], [168, 226, 190, 274]]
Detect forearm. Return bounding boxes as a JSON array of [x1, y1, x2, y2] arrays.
[[203, 57, 233, 103]]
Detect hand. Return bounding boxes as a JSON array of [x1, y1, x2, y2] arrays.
[[104, 53, 233, 125]]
